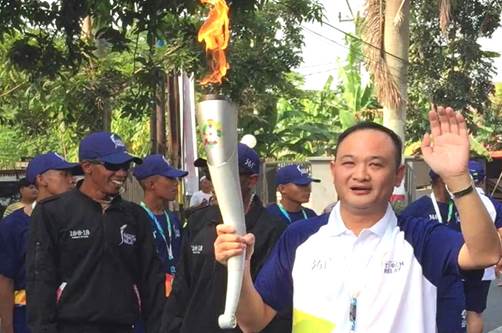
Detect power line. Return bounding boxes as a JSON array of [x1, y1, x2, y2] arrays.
[[277, 1, 409, 64], [301, 25, 404, 79], [319, 19, 410, 64]]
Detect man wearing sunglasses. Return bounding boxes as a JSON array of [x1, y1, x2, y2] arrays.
[[26, 132, 166, 333], [161, 143, 290, 333]]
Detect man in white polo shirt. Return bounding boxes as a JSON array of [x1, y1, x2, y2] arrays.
[[214, 107, 502, 333]]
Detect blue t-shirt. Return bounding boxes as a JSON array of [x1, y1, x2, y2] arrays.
[[0, 208, 30, 290], [151, 211, 182, 275], [400, 196, 466, 333], [266, 203, 317, 225], [0, 208, 31, 333]]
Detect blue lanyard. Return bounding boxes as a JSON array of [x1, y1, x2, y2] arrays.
[[140, 202, 174, 260], [277, 203, 307, 224]]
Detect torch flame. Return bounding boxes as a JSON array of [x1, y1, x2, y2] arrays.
[[197, 0, 230, 85]]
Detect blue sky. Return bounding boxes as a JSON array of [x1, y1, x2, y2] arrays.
[[298, 0, 502, 90]]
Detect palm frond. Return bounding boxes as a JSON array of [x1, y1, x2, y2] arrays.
[[362, 0, 401, 109]]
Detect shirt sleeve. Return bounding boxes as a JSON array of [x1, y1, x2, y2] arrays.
[[26, 204, 59, 333], [189, 193, 201, 207], [0, 219, 19, 279], [254, 231, 294, 314], [400, 216, 464, 286]]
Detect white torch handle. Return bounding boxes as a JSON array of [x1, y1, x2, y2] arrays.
[[207, 159, 246, 329], [197, 96, 246, 330]]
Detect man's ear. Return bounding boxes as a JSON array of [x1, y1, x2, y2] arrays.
[[247, 174, 259, 188], [36, 174, 46, 188], [330, 160, 336, 184], [394, 164, 406, 187], [80, 161, 93, 175]]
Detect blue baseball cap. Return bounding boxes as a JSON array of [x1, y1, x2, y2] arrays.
[[276, 164, 320, 186], [195, 143, 260, 175], [26, 152, 81, 184], [78, 132, 142, 164], [238, 143, 260, 174], [133, 154, 188, 180], [468, 160, 485, 181]]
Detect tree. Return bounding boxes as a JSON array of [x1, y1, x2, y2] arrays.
[[0, 0, 323, 162], [406, 0, 502, 142]]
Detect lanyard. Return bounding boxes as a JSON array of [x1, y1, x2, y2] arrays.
[[340, 206, 395, 332], [140, 202, 174, 260], [430, 193, 454, 224], [277, 203, 307, 224]]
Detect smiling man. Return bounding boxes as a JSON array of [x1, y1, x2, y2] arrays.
[[26, 132, 166, 333], [215, 107, 502, 333]]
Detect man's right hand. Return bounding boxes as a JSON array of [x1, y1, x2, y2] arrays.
[[214, 224, 255, 265]]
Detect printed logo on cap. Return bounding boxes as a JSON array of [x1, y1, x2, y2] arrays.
[[110, 134, 125, 149], [297, 165, 309, 175], [162, 156, 170, 165], [244, 158, 256, 170]]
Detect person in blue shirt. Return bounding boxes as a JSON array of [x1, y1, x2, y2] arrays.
[[401, 160, 502, 333], [266, 164, 319, 224], [400, 169, 466, 333], [133, 154, 188, 294], [213, 107, 502, 333], [462, 160, 502, 333], [0, 152, 79, 333]]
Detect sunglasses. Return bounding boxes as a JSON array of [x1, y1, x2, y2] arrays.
[[90, 160, 131, 171]]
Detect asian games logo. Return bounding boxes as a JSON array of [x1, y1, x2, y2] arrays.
[[201, 119, 223, 146]]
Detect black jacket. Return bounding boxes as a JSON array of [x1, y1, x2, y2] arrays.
[[26, 188, 165, 333], [161, 195, 290, 333]]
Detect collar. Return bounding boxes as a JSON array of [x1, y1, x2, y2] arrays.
[[74, 187, 124, 210], [327, 202, 395, 237]]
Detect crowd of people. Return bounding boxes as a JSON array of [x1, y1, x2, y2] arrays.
[[0, 106, 501, 333]]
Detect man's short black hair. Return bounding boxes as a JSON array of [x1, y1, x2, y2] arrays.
[[334, 122, 403, 168], [18, 177, 31, 191]]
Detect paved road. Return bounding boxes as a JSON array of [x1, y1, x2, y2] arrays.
[[485, 280, 502, 332]]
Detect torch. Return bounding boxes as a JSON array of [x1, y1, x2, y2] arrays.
[[197, 95, 245, 329], [197, 0, 244, 329]]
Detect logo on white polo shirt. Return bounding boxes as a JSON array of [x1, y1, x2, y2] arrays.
[[384, 260, 405, 273]]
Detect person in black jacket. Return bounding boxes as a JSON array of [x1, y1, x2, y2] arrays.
[[26, 132, 166, 333], [161, 143, 289, 333]]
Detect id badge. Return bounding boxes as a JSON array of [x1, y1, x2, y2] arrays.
[[165, 273, 174, 297]]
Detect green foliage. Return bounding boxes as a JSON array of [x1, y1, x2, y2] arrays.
[[0, 0, 323, 163], [407, 0, 502, 142], [264, 29, 379, 160]]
